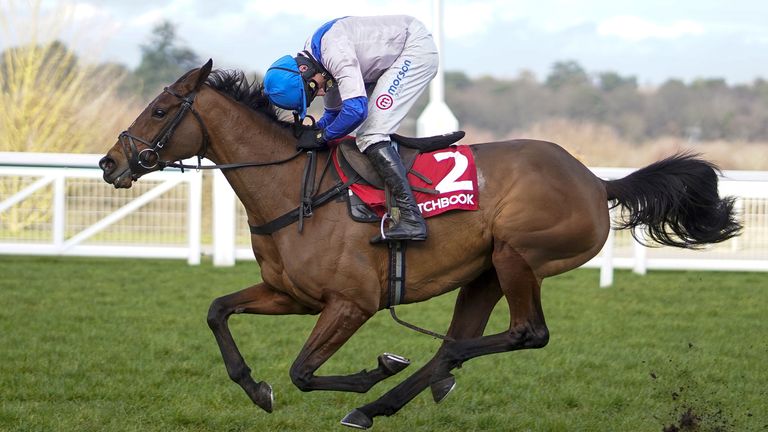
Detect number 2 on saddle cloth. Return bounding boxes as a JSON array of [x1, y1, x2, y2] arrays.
[[332, 144, 480, 221]]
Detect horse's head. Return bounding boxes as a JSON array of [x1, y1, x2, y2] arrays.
[[100, 59, 213, 188]]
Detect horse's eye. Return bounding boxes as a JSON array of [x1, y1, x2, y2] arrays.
[[152, 108, 166, 119]]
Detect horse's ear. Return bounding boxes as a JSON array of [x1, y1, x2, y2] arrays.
[[194, 59, 213, 90]]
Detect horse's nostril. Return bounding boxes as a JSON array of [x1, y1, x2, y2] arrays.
[[99, 156, 114, 173]]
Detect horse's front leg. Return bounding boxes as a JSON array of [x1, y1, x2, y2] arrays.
[[206, 282, 312, 413], [289, 293, 410, 393]]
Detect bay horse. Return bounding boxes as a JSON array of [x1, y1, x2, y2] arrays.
[[99, 60, 740, 429]]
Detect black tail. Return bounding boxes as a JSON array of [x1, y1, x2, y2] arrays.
[[604, 153, 742, 249]]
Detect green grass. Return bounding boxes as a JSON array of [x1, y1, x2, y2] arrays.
[[1, 256, 766, 432]]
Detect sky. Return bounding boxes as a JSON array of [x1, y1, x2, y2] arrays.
[[4, 0, 768, 86]]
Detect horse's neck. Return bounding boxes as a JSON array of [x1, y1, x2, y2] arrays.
[[200, 91, 301, 227]]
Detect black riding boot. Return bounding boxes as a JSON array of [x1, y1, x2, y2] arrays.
[[365, 141, 427, 242]]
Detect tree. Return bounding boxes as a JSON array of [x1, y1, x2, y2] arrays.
[[445, 71, 472, 90], [0, 40, 78, 90], [132, 21, 200, 100], [0, 2, 137, 234], [545, 60, 590, 90], [597, 71, 637, 92], [0, 38, 130, 154]]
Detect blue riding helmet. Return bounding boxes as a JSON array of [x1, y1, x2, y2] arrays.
[[263, 55, 309, 119]]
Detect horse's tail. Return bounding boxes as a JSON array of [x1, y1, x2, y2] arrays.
[[603, 153, 741, 249]]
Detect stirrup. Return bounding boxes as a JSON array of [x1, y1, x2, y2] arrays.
[[371, 213, 395, 244], [370, 212, 427, 244]]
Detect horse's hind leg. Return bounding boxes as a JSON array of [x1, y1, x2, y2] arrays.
[[341, 269, 502, 429], [207, 282, 312, 413], [428, 240, 549, 399], [288, 294, 410, 394]]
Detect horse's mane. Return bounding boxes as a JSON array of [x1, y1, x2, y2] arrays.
[[205, 69, 291, 127]]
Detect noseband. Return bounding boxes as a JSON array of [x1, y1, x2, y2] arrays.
[[119, 87, 211, 177]]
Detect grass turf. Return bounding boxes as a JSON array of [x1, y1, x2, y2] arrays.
[[1, 255, 766, 431]]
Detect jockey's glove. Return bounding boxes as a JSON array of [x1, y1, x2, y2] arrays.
[[296, 127, 328, 151]]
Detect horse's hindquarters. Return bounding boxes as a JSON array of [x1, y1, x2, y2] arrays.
[[469, 140, 610, 278]]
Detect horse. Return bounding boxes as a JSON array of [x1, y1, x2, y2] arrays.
[[99, 60, 741, 429]]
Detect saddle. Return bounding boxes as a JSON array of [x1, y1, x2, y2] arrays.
[[249, 130, 467, 235], [336, 131, 465, 189]]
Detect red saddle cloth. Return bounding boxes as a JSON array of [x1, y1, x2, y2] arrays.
[[332, 144, 479, 218]]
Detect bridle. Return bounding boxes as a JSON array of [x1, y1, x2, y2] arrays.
[[118, 87, 211, 177], [117, 85, 303, 176]]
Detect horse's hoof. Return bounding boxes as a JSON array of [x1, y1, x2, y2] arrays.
[[249, 381, 274, 413], [430, 375, 456, 403], [340, 409, 373, 430], [378, 352, 410, 375]]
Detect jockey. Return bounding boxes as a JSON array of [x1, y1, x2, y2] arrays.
[[263, 15, 438, 242]]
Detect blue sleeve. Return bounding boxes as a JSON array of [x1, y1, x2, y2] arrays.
[[316, 108, 340, 130], [323, 96, 368, 140]]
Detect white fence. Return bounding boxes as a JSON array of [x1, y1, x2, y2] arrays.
[[0, 152, 202, 264], [2, 152, 768, 286]]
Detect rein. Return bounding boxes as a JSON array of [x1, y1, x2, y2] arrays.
[[165, 151, 303, 171]]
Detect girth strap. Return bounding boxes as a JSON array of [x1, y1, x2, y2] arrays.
[[248, 179, 353, 235], [249, 150, 358, 236], [387, 241, 406, 307]]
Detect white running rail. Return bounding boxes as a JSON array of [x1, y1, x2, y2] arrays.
[[0, 152, 202, 264]]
